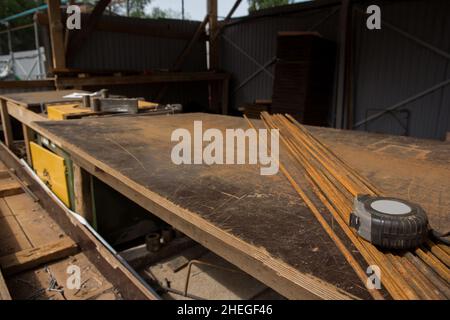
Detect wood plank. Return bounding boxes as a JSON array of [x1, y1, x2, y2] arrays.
[[0, 99, 13, 148], [0, 198, 33, 256], [1, 90, 88, 108], [0, 178, 23, 197], [4, 194, 65, 246], [0, 237, 78, 276], [0, 268, 11, 300]]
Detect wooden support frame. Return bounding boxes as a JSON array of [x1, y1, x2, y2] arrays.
[[212, 0, 243, 40], [0, 141, 159, 300], [0, 99, 13, 148], [173, 15, 210, 71], [73, 163, 94, 225], [22, 124, 34, 166], [54, 72, 229, 88], [47, 0, 66, 70], [207, 0, 219, 70]]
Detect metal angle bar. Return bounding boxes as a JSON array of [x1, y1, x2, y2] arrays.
[[34, 22, 43, 79], [353, 78, 450, 128], [307, 6, 340, 31], [234, 57, 277, 93], [222, 34, 274, 79], [354, 7, 450, 61]]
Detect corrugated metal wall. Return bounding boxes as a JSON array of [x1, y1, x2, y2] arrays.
[[352, 0, 450, 140], [39, 14, 209, 111], [220, 0, 450, 140], [67, 15, 207, 72]]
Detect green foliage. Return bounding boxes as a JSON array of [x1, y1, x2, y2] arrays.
[[247, 0, 293, 12], [150, 7, 184, 19], [0, 0, 45, 24], [0, 0, 45, 54]]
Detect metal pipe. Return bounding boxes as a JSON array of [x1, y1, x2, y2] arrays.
[[181, 0, 185, 20], [34, 22, 43, 79], [6, 23, 15, 78]]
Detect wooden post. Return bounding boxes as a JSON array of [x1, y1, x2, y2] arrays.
[[22, 124, 34, 166], [73, 163, 94, 224], [222, 77, 229, 115], [47, 0, 66, 71], [207, 0, 219, 70], [0, 100, 13, 148]]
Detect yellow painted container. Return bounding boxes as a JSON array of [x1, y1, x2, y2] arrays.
[[30, 142, 70, 207], [47, 104, 92, 120]]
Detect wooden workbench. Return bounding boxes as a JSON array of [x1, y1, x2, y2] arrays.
[[30, 113, 450, 299]]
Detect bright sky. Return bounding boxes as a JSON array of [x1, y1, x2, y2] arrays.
[[146, 0, 308, 21]]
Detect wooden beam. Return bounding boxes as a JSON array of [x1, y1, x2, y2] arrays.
[[22, 125, 34, 166], [55, 72, 229, 88], [173, 15, 210, 71], [0, 80, 54, 89], [66, 0, 112, 63], [213, 0, 242, 40], [156, 15, 210, 102], [73, 163, 94, 225], [0, 99, 13, 148], [6, 101, 47, 129], [0, 237, 78, 276], [0, 268, 11, 300], [47, 0, 66, 70], [0, 143, 158, 300]]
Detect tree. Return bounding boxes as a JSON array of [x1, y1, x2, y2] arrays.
[[108, 0, 183, 19], [247, 0, 293, 13], [150, 7, 187, 19]]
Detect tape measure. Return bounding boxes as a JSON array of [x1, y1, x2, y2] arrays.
[[349, 195, 429, 249]]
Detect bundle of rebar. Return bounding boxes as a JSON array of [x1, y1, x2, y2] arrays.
[[246, 112, 450, 300]]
